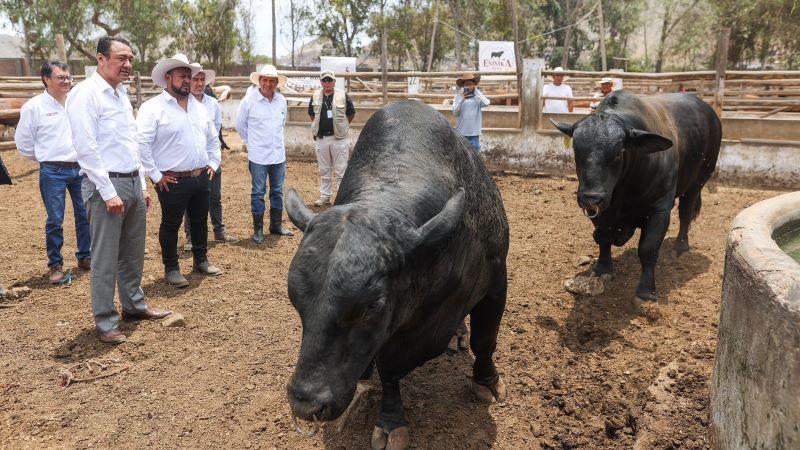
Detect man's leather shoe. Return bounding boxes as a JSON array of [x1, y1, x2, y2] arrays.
[[314, 196, 331, 206], [121, 306, 172, 322], [194, 261, 223, 276], [214, 232, 239, 243], [98, 328, 127, 344], [49, 265, 64, 284], [77, 258, 91, 270], [183, 242, 193, 252], [165, 270, 189, 287]]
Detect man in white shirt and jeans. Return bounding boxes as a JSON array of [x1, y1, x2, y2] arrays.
[[236, 64, 293, 243], [67, 36, 171, 345], [15, 60, 91, 284], [542, 66, 574, 114], [136, 54, 222, 288]]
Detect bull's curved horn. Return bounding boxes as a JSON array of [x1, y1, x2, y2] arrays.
[[286, 188, 316, 232]]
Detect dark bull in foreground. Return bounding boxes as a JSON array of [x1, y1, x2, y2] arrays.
[[284, 100, 509, 449], [553, 90, 721, 301]]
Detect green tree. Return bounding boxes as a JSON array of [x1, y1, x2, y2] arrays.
[[178, 0, 240, 73], [315, 0, 377, 57]]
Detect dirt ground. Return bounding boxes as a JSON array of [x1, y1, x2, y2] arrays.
[[0, 141, 782, 449]]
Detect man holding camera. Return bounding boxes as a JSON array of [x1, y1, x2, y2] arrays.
[[452, 72, 490, 152]]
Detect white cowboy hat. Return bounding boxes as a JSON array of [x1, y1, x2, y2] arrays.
[[249, 64, 287, 86], [151, 53, 200, 88], [552, 66, 569, 80], [189, 63, 215, 85], [598, 77, 615, 85]]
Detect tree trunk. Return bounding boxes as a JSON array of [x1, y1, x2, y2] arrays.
[[597, 0, 607, 71], [381, 0, 388, 105], [451, 0, 462, 69], [654, 4, 671, 73], [271, 0, 277, 65], [426, 0, 440, 72], [560, 0, 575, 68]]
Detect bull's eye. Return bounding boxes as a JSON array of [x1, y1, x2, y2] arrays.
[[368, 299, 384, 312]]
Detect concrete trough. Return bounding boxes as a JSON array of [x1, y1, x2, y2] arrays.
[[711, 191, 800, 449]]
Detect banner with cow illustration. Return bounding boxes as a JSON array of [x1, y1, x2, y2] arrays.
[[478, 41, 516, 72]]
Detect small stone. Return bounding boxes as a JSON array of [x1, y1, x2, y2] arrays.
[[533, 189, 543, 195], [575, 256, 593, 267], [162, 313, 186, 328], [7, 286, 32, 299], [623, 370, 631, 375], [564, 275, 604, 296]]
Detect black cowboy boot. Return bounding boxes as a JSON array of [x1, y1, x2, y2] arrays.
[[252, 213, 265, 243], [269, 208, 293, 236]]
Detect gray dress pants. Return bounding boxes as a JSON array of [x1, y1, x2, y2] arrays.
[[82, 175, 149, 332]]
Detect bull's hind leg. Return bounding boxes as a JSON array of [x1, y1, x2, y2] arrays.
[[371, 379, 409, 450], [675, 185, 703, 255], [469, 267, 507, 403]]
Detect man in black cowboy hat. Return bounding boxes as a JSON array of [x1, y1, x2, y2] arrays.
[[452, 72, 490, 152]]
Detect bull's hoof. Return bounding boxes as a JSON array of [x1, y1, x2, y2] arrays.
[[457, 333, 469, 350], [471, 376, 507, 404], [447, 335, 458, 352], [674, 240, 690, 256], [371, 426, 409, 450]]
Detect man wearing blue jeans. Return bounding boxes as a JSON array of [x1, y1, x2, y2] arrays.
[[452, 72, 490, 152], [15, 60, 91, 284], [236, 64, 293, 243]]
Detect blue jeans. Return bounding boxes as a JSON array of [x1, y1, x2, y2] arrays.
[[465, 135, 480, 152], [39, 163, 91, 267], [249, 161, 286, 215]]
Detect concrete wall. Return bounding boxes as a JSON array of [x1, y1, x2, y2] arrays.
[[710, 192, 800, 449], [221, 100, 800, 189]]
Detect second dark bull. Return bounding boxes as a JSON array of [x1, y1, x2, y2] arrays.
[[285, 100, 510, 449], [552, 90, 721, 301]]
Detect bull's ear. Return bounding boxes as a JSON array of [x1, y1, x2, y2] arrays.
[[286, 188, 316, 232], [413, 188, 466, 249], [550, 119, 575, 137], [627, 129, 673, 153]]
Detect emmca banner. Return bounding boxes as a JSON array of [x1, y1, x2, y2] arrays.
[[478, 41, 516, 72]]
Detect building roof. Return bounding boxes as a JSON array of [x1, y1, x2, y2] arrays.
[[0, 34, 25, 59]]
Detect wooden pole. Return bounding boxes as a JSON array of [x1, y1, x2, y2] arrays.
[[271, 0, 277, 65], [134, 71, 143, 109], [55, 34, 67, 63], [426, 0, 440, 72], [712, 27, 731, 117], [597, 0, 607, 71], [381, 0, 388, 105], [510, 0, 523, 127]]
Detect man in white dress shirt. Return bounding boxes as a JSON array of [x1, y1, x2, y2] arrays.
[[136, 54, 222, 288], [67, 36, 171, 345], [182, 65, 238, 251], [15, 60, 91, 284], [235, 64, 293, 243], [542, 66, 574, 114]]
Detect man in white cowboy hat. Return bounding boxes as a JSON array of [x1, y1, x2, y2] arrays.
[[235, 64, 293, 243], [307, 69, 355, 206], [452, 72, 490, 152], [542, 66, 574, 113], [67, 36, 171, 345], [591, 77, 615, 111], [182, 64, 238, 251], [136, 53, 223, 288]]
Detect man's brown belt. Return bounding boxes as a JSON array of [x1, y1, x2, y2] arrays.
[[162, 168, 205, 178]]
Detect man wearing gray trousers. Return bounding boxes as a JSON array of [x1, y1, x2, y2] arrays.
[[67, 36, 172, 344]]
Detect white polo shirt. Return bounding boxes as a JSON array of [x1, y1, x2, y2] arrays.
[[542, 83, 573, 113], [235, 90, 287, 166], [136, 91, 221, 183], [66, 72, 145, 200], [15, 90, 77, 163]]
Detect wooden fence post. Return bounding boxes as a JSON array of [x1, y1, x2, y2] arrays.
[[134, 71, 142, 109], [712, 28, 731, 117]]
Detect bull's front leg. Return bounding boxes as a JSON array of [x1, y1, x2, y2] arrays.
[[636, 211, 670, 301], [371, 379, 409, 450], [592, 241, 613, 276]]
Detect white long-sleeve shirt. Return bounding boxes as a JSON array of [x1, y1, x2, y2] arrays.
[[66, 72, 145, 200], [15, 90, 78, 163], [235, 91, 287, 165], [136, 91, 221, 183], [197, 93, 222, 132], [452, 88, 491, 137]]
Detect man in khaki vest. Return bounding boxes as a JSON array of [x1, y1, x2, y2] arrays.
[[307, 70, 355, 205]]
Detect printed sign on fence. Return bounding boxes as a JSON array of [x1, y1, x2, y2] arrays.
[[408, 77, 420, 94], [478, 41, 516, 72]]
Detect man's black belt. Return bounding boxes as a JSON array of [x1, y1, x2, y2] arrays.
[[41, 161, 80, 168], [108, 170, 139, 178]]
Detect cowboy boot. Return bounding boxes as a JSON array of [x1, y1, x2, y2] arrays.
[[269, 208, 293, 236], [252, 213, 265, 244]]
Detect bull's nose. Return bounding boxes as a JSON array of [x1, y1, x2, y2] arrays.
[[287, 382, 327, 419], [577, 191, 603, 208]]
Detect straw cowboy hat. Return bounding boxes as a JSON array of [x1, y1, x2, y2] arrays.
[[249, 64, 287, 86], [456, 72, 481, 87], [552, 66, 569, 80], [597, 77, 614, 85], [151, 53, 200, 88], [189, 63, 215, 85]]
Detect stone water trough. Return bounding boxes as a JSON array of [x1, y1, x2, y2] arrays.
[[711, 192, 800, 449]]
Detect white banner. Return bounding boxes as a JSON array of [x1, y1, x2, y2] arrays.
[[407, 76, 420, 94], [478, 41, 516, 72], [320, 56, 357, 91]]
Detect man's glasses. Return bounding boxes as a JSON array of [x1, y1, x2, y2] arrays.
[[53, 75, 74, 82]]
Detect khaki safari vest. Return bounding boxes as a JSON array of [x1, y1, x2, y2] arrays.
[[311, 88, 349, 139]]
